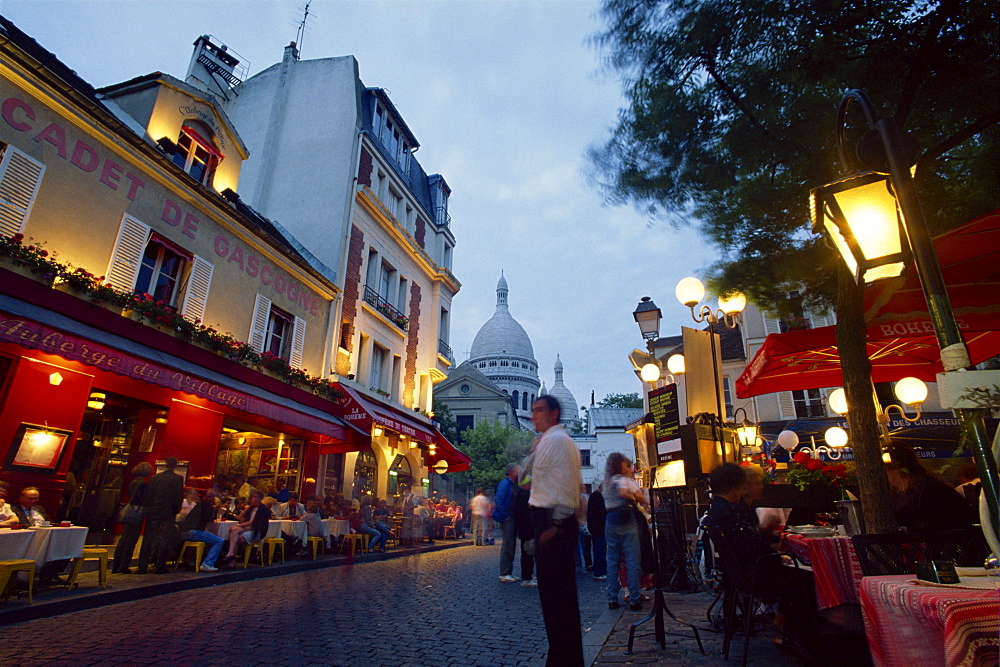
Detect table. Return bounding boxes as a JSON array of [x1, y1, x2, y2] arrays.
[[23, 526, 88, 567], [210, 520, 311, 542], [781, 533, 864, 609], [0, 529, 35, 561], [321, 519, 350, 548], [860, 574, 999, 667]]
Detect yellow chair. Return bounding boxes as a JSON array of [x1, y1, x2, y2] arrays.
[[175, 541, 206, 571], [262, 537, 285, 564], [0, 559, 35, 604], [341, 534, 364, 556], [306, 536, 325, 560], [443, 517, 457, 540], [66, 547, 109, 589], [242, 540, 265, 568]]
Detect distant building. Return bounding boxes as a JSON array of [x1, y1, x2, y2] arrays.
[[575, 407, 645, 491]]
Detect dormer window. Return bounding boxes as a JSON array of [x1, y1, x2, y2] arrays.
[[373, 103, 410, 170], [172, 122, 222, 185]]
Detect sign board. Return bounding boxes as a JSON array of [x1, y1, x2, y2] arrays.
[[648, 383, 681, 463], [681, 326, 726, 421]]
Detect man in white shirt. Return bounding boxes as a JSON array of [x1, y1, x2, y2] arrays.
[[469, 489, 491, 546], [528, 395, 584, 666], [272, 493, 307, 519]]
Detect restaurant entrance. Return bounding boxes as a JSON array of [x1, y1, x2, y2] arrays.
[[353, 450, 377, 500], [63, 390, 168, 538]]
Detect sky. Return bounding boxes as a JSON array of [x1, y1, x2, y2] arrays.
[[1, 0, 719, 409]]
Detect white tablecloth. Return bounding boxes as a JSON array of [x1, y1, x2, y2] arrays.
[[321, 519, 351, 547], [25, 526, 88, 566], [209, 520, 308, 542], [0, 529, 35, 560]]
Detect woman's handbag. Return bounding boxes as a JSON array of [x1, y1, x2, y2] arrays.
[[117, 502, 146, 525]]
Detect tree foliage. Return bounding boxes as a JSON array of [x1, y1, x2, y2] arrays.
[[597, 392, 644, 409], [432, 399, 458, 445], [453, 420, 534, 492], [591, 0, 999, 314]]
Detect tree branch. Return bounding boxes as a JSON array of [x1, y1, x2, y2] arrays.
[[896, 0, 960, 125], [918, 111, 1000, 168]]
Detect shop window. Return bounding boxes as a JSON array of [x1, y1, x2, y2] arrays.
[[106, 215, 214, 322], [0, 144, 45, 237], [321, 453, 344, 498], [388, 453, 412, 499], [580, 450, 591, 467], [249, 294, 306, 368], [353, 450, 378, 500], [171, 123, 222, 186], [216, 427, 303, 496]]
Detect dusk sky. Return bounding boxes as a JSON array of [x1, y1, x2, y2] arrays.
[[1, 0, 718, 409]]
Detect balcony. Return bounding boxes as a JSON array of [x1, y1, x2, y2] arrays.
[[435, 206, 451, 228], [438, 339, 454, 363], [364, 285, 408, 332]]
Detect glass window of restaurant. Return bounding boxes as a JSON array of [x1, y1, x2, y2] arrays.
[[352, 450, 377, 500], [388, 454, 412, 502], [215, 420, 302, 497], [63, 390, 168, 539], [319, 452, 344, 499]]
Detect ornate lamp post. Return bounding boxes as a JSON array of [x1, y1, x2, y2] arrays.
[[811, 89, 999, 537]]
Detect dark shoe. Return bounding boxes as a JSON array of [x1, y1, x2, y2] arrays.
[[608, 601, 620, 610], [154, 567, 170, 575], [629, 602, 643, 611]]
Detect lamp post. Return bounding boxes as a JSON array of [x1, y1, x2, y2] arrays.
[[811, 89, 999, 537]]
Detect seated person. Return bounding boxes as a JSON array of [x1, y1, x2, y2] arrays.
[[741, 466, 786, 543], [358, 498, 385, 553], [0, 481, 18, 526], [886, 446, 975, 532], [321, 496, 337, 518], [703, 463, 818, 646], [412, 497, 435, 544], [176, 489, 225, 572], [220, 497, 246, 521], [267, 479, 291, 503], [12, 487, 69, 582], [373, 498, 393, 542], [273, 493, 307, 519], [301, 495, 325, 537], [221, 491, 271, 567]]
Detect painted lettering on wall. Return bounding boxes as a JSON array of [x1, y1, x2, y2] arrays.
[[213, 234, 321, 317], [2, 96, 146, 201]]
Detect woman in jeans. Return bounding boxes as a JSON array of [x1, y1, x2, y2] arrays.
[[603, 453, 648, 610]]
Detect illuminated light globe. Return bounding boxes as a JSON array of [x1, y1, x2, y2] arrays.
[[640, 363, 661, 383], [825, 426, 849, 448], [717, 291, 747, 316], [433, 460, 449, 474], [776, 430, 800, 450], [675, 277, 705, 307], [666, 354, 685, 375], [894, 377, 928, 406], [828, 388, 848, 415]]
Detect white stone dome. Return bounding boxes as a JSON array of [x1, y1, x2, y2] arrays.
[[470, 275, 535, 361], [546, 354, 579, 421]]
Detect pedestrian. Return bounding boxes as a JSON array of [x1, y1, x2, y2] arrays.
[[513, 472, 537, 586], [469, 488, 491, 546], [111, 461, 153, 574], [587, 481, 607, 581], [141, 457, 185, 574], [495, 464, 519, 581], [528, 395, 584, 666], [603, 453, 648, 610], [577, 487, 593, 572]]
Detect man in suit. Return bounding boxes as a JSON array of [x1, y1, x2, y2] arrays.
[[11, 487, 47, 526], [143, 457, 185, 574]]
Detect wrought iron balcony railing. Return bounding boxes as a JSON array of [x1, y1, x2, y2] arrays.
[[364, 285, 408, 332]]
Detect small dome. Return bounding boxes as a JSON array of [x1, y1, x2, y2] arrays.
[[547, 354, 578, 421]]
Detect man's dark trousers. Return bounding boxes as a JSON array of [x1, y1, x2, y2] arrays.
[[531, 507, 583, 666]]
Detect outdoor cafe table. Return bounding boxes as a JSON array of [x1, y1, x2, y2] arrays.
[[20, 526, 88, 567], [860, 573, 999, 667], [781, 532, 864, 609], [210, 520, 307, 542], [321, 519, 350, 548], [0, 528, 35, 561]]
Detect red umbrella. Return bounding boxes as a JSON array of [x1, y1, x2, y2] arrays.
[[737, 209, 1000, 399]]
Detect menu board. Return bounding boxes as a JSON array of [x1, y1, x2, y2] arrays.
[[648, 384, 681, 462]]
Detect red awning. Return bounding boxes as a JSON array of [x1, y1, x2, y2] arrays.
[[330, 383, 470, 472], [737, 209, 1000, 399]]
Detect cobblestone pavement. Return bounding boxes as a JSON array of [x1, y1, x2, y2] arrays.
[[0, 543, 616, 667]]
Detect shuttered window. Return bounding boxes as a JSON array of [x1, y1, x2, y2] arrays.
[[249, 294, 272, 353], [777, 391, 797, 419], [289, 316, 306, 369], [0, 146, 45, 237], [105, 215, 151, 291], [180, 255, 214, 322], [762, 312, 781, 335]]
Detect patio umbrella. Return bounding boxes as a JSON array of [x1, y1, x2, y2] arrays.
[[737, 209, 1000, 399]]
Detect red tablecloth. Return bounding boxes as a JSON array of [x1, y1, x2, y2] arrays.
[[781, 533, 864, 609], [860, 574, 999, 667]]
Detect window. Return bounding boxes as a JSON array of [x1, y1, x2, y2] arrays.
[[249, 295, 306, 367], [172, 123, 221, 186], [792, 389, 826, 418], [580, 450, 591, 467], [397, 277, 408, 314], [459, 384, 471, 395], [512, 390, 519, 407], [371, 344, 387, 391], [456, 415, 474, 435], [0, 144, 45, 237], [264, 305, 293, 358], [135, 241, 184, 304], [722, 376, 733, 419], [522, 392, 528, 412]]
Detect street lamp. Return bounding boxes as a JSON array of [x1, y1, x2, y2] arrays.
[[675, 277, 746, 328], [828, 377, 927, 449], [633, 296, 662, 347], [812, 89, 999, 536]]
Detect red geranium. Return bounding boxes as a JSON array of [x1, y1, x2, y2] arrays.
[[793, 451, 811, 465]]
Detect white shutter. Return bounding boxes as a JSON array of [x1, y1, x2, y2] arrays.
[[180, 255, 214, 323], [249, 294, 271, 352], [0, 146, 45, 237], [289, 316, 307, 369], [809, 311, 830, 328], [762, 312, 781, 335], [105, 215, 150, 291], [777, 391, 797, 419]]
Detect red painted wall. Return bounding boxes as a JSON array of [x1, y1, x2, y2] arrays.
[[159, 400, 223, 491]]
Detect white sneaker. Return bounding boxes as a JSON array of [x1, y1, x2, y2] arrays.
[[499, 575, 518, 582], [521, 579, 538, 587], [199, 563, 218, 572]]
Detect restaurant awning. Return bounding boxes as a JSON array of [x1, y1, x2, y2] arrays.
[[330, 383, 471, 472], [737, 209, 1000, 399]]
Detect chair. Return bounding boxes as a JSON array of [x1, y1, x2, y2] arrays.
[[702, 526, 805, 667], [242, 540, 266, 568], [175, 541, 206, 571], [851, 528, 989, 576], [0, 560, 35, 603], [306, 536, 325, 560], [341, 534, 364, 556], [261, 537, 286, 564], [66, 547, 110, 589], [443, 515, 457, 539]]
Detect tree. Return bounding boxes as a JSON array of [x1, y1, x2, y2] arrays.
[[431, 399, 458, 445], [597, 392, 644, 409], [591, 0, 999, 533], [453, 420, 534, 493]]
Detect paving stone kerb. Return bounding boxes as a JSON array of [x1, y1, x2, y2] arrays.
[[0, 543, 616, 666]]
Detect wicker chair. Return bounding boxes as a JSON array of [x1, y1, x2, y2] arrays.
[[851, 528, 989, 576]]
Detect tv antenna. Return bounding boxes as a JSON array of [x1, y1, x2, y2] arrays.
[[295, 2, 312, 57]]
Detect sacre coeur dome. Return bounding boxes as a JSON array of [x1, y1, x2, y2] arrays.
[[469, 275, 535, 362]]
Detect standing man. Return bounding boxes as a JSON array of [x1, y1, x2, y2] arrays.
[[494, 464, 519, 581], [469, 488, 491, 546], [529, 395, 584, 666], [588, 482, 608, 581], [143, 457, 185, 574]]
